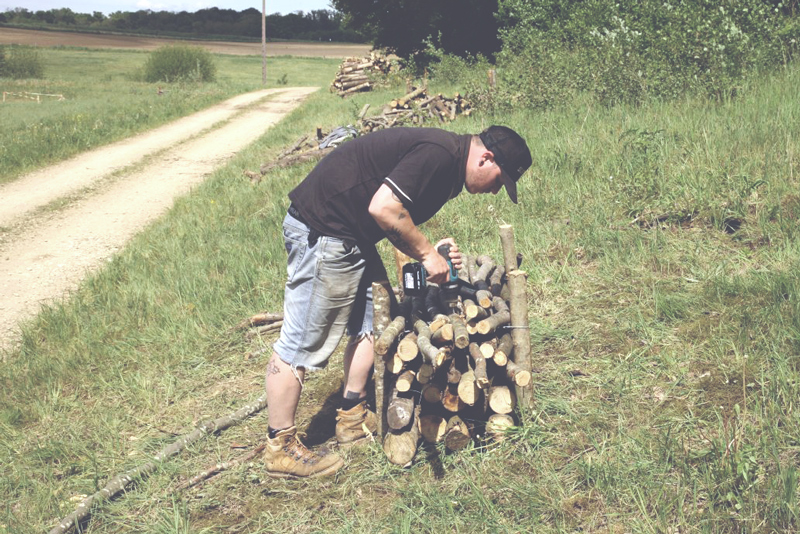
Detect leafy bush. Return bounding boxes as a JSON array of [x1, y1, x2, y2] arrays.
[[491, 0, 792, 109], [1, 46, 45, 79], [143, 45, 216, 83]]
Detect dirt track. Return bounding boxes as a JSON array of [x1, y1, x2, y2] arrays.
[[0, 27, 372, 57], [0, 86, 319, 353]]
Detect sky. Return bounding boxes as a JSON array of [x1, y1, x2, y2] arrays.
[[0, 0, 333, 16]]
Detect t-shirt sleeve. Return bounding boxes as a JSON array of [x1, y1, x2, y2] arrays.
[[382, 144, 452, 212]]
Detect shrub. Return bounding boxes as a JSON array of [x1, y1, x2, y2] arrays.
[[491, 0, 790, 109], [143, 44, 216, 83], [1, 46, 45, 79]]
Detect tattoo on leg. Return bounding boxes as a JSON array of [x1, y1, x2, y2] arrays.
[[344, 390, 361, 400], [266, 359, 281, 376]]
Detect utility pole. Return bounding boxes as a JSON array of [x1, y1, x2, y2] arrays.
[[261, 0, 267, 85]]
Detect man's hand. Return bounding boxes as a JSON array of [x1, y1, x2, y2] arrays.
[[423, 238, 461, 284]]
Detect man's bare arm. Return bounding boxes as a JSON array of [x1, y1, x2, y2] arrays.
[[368, 184, 450, 282]]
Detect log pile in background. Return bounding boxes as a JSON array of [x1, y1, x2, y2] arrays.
[[373, 230, 533, 466], [359, 84, 473, 133], [330, 53, 395, 96]]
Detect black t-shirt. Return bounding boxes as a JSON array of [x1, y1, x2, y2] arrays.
[[288, 127, 471, 245]]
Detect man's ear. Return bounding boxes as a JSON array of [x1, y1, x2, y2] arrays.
[[479, 150, 496, 167]]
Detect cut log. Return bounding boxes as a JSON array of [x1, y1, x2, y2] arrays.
[[457, 369, 480, 406], [488, 385, 516, 414], [444, 415, 473, 451], [463, 299, 488, 322], [506, 359, 532, 387], [507, 269, 533, 409], [429, 312, 449, 333], [372, 281, 393, 438], [493, 333, 513, 367], [421, 382, 443, 404], [450, 315, 470, 349], [383, 406, 421, 466], [469, 343, 490, 389], [397, 332, 419, 362], [375, 315, 405, 356], [442, 385, 466, 413], [479, 340, 497, 361], [396, 369, 416, 392], [415, 319, 447, 367], [476, 297, 511, 335], [388, 352, 404, 374], [486, 413, 515, 442], [387, 390, 416, 431], [489, 264, 506, 297], [420, 414, 446, 443], [430, 323, 454, 345], [417, 362, 434, 384]]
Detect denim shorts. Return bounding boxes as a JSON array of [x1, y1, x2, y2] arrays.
[[273, 212, 385, 371]]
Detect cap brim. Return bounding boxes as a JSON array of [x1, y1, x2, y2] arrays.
[[500, 172, 518, 204]]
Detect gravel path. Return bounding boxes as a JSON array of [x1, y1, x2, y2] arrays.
[[0, 86, 318, 352]]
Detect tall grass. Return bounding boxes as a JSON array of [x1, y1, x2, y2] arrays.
[[0, 47, 339, 184], [1, 57, 800, 533]]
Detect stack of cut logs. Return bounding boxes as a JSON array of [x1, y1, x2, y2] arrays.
[[373, 231, 532, 466], [359, 85, 472, 133], [330, 53, 395, 96]]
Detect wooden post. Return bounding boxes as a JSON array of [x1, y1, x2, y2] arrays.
[[372, 281, 393, 439], [261, 0, 267, 85]]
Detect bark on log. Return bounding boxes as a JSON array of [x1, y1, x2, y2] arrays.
[[488, 385, 516, 415], [396, 369, 416, 392], [387, 390, 416, 430], [177, 442, 265, 491], [49, 394, 268, 534], [417, 362, 434, 384], [493, 333, 513, 367], [499, 224, 518, 274], [383, 406, 421, 466], [415, 319, 447, 367], [375, 316, 405, 356], [420, 414, 446, 443], [507, 269, 533, 409], [469, 343, 490, 389], [444, 415, 473, 451], [476, 297, 511, 335], [450, 315, 470, 349], [372, 281, 393, 439], [446, 359, 462, 385], [489, 264, 506, 297], [505, 359, 532, 387]]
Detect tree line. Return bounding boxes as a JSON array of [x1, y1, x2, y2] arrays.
[[0, 7, 365, 43]]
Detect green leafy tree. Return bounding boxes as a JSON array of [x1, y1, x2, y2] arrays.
[[331, 0, 500, 57]]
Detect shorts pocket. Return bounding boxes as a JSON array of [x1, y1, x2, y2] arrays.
[[283, 223, 308, 283]]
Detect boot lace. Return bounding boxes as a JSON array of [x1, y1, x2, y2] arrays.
[[283, 432, 321, 465]]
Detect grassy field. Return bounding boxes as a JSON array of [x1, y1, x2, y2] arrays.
[[2, 46, 800, 533], [0, 46, 339, 184]]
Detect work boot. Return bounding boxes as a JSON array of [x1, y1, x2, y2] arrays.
[[335, 401, 377, 446], [263, 426, 344, 478]]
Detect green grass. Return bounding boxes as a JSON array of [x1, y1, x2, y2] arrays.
[[0, 46, 339, 184], [2, 51, 800, 532]]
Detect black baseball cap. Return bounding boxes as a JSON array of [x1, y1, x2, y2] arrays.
[[479, 125, 532, 204]]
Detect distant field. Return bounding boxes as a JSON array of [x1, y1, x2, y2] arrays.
[[0, 27, 373, 57]]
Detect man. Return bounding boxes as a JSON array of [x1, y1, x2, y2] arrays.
[[263, 125, 532, 478]]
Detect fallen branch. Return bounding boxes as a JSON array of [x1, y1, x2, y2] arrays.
[[49, 393, 269, 534], [176, 443, 266, 491]]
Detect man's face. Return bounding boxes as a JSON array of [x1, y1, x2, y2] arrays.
[[466, 155, 504, 196]]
